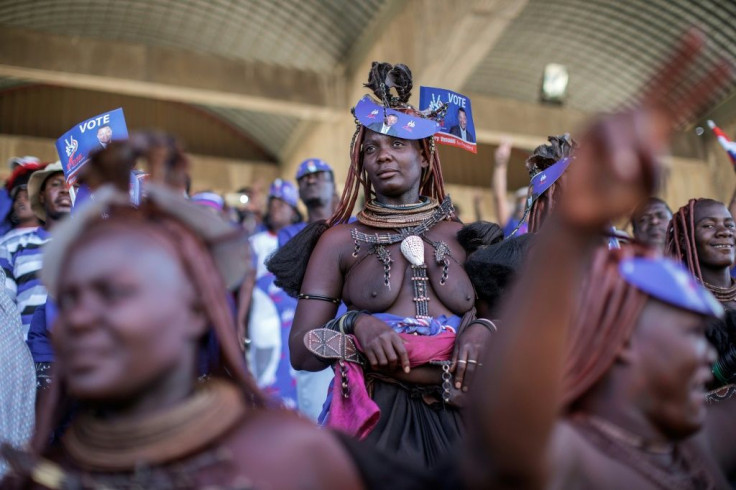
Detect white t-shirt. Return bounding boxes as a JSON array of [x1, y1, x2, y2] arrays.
[[249, 231, 279, 280]]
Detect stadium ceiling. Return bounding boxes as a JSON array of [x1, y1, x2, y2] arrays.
[[0, 0, 734, 168]]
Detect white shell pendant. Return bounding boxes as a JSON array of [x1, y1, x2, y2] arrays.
[[400, 235, 425, 267]]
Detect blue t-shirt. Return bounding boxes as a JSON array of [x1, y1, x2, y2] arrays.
[[277, 222, 307, 248], [27, 299, 56, 363]]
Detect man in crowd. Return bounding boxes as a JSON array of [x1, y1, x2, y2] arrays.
[[0, 162, 70, 338], [631, 197, 673, 252], [278, 158, 338, 420], [1, 161, 44, 237]]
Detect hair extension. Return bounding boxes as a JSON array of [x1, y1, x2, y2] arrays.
[[528, 174, 567, 233], [272, 62, 449, 300], [328, 117, 447, 227], [267, 220, 330, 298], [464, 233, 534, 314], [664, 198, 726, 282], [457, 221, 504, 255], [562, 245, 652, 410], [364, 62, 413, 106], [525, 134, 577, 233]]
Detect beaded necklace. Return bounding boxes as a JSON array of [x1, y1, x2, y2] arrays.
[[702, 279, 736, 303], [351, 195, 455, 319], [356, 196, 448, 230]]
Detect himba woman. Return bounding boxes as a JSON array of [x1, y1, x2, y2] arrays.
[[666, 199, 736, 395], [522, 134, 577, 234], [1, 135, 476, 490], [268, 62, 495, 466], [461, 30, 736, 490]]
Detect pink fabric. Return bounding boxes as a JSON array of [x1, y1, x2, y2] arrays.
[[327, 331, 456, 439]]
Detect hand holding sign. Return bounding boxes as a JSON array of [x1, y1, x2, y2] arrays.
[[55, 108, 128, 184]]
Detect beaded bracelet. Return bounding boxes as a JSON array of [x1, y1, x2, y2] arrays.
[[324, 310, 366, 335], [713, 359, 733, 386]]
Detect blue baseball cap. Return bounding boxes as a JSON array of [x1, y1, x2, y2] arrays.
[[191, 191, 225, 212], [619, 257, 724, 318], [296, 159, 333, 180], [268, 179, 299, 208]]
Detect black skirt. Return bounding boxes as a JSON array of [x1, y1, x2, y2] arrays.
[[362, 378, 464, 468]]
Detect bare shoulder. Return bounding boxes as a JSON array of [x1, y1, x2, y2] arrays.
[[310, 223, 356, 266], [435, 219, 464, 235], [228, 410, 364, 489], [315, 222, 354, 248], [548, 421, 623, 490], [547, 420, 664, 490], [320, 222, 354, 239]]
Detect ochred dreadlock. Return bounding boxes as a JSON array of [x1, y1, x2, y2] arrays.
[[528, 175, 567, 233], [328, 122, 447, 226], [268, 61, 449, 296], [525, 134, 576, 234], [665, 198, 723, 282], [562, 245, 653, 409]]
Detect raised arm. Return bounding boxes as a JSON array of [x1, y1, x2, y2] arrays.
[[728, 187, 736, 222], [491, 140, 513, 226], [464, 30, 732, 490]]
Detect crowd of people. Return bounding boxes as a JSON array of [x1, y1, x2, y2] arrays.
[[0, 30, 734, 490]]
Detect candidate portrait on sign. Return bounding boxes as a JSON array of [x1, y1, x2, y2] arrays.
[[448, 108, 475, 143], [368, 114, 399, 136], [96, 125, 113, 150]]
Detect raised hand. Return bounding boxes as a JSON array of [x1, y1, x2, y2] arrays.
[[494, 139, 513, 168], [558, 30, 733, 231]]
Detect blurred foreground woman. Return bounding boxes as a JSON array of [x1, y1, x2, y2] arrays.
[[464, 30, 736, 490]]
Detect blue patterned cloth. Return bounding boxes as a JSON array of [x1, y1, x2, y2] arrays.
[[0, 226, 51, 338], [248, 272, 298, 409]]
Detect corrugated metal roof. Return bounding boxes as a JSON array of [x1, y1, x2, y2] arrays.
[[0, 0, 391, 71], [464, 0, 736, 113]]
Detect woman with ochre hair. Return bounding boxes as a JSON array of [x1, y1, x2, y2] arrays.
[[666, 198, 736, 391], [269, 62, 496, 466]]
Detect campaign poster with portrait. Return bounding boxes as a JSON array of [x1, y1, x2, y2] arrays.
[[419, 87, 477, 154], [354, 95, 439, 140], [55, 108, 129, 184]]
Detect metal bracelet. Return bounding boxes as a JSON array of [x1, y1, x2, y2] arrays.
[[430, 360, 453, 404], [470, 318, 498, 333]]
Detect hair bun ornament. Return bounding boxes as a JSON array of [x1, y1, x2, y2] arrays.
[[526, 133, 578, 175], [364, 62, 413, 107]]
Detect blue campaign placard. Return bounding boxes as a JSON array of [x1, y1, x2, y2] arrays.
[[55, 108, 128, 184], [419, 87, 477, 153], [354, 96, 439, 140]]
